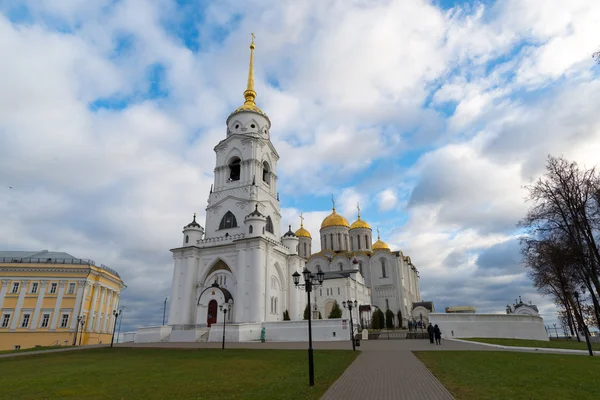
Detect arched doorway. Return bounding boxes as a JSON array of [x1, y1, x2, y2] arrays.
[[207, 300, 218, 327]]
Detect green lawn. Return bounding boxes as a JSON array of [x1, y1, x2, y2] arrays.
[[0, 347, 357, 400], [416, 351, 600, 400], [0, 345, 65, 355], [462, 337, 600, 351]]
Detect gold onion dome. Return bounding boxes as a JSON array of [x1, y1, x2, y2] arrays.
[[232, 33, 267, 117], [321, 207, 350, 229], [295, 213, 311, 238], [350, 204, 371, 230], [372, 229, 390, 251]]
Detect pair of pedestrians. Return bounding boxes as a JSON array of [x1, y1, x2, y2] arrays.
[[427, 323, 442, 345]]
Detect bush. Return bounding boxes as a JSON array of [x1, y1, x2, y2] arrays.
[[318, 311, 322, 319], [303, 304, 309, 320], [371, 309, 385, 329], [329, 300, 342, 319], [283, 310, 290, 321], [397, 311, 403, 328], [385, 309, 395, 329]]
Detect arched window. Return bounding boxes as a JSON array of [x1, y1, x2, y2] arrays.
[[274, 298, 278, 314], [249, 225, 253, 234], [228, 157, 241, 181], [304, 243, 307, 255], [381, 259, 387, 278], [338, 233, 341, 248], [265, 216, 274, 234], [262, 161, 270, 184], [219, 211, 238, 230], [365, 235, 369, 249], [339, 262, 343, 271], [359, 261, 363, 275], [330, 234, 333, 250], [185, 235, 189, 243], [358, 235, 361, 249]]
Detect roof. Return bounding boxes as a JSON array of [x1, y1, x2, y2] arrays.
[[322, 270, 359, 280], [0, 250, 122, 279], [412, 301, 434, 312], [184, 214, 202, 229], [283, 225, 297, 238], [321, 208, 350, 229], [514, 303, 539, 312]]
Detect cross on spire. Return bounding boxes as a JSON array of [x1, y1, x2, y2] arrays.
[[300, 212, 304, 227], [357, 202, 361, 219], [377, 226, 380, 240], [331, 194, 336, 211]]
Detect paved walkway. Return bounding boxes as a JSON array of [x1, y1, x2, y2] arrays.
[[0, 344, 107, 359]]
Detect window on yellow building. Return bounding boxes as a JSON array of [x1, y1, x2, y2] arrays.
[[60, 314, 69, 328], [41, 314, 50, 328], [21, 314, 30, 328], [11, 282, 19, 294], [68, 283, 76, 294], [31, 282, 38, 294], [1, 314, 10, 328], [49, 283, 57, 294]]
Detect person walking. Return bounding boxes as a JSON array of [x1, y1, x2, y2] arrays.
[[434, 324, 442, 345], [427, 322, 434, 344]]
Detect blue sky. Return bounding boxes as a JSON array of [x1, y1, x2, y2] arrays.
[[1, 0, 600, 332]]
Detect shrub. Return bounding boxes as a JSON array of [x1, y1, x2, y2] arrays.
[[329, 300, 343, 319]]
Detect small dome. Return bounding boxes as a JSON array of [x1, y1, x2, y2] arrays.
[[321, 208, 350, 229], [350, 217, 371, 230], [372, 238, 390, 251], [283, 225, 297, 238], [246, 204, 264, 218], [184, 213, 202, 229], [295, 226, 311, 238]]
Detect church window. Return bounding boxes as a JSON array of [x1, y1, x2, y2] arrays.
[[359, 261, 363, 275], [219, 211, 238, 230], [235, 124, 240, 129], [385, 298, 389, 309], [274, 298, 277, 314], [303, 243, 307, 255], [270, 297, 273, 314], [263, 227, 265, 234], [266, 216, 274, 234], [338, 233, 341, 248], [338, 287, 340, 295], [185, 235, 189, 243], [339, 262, 343, 271], [262, 162, 270, 184], [358, 235, 361, 249], [365, 235, 369, 249], [251, 124, 256, 129], [224, 276, 226, 286], [320, 289, 322, 296], [330, 234, 333, 250], [249, 225, 253, 234], [228, 157, 241, 181], [381, 259, 387, 278]]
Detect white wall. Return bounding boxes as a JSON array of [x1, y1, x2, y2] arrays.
[[262, 319, 356, 342], [429, 313, 548, 341], [208, 322, 262, 342], [135, 325, 172, 343]]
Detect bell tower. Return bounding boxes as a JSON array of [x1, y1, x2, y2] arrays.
[[204, 34, 281, 239]]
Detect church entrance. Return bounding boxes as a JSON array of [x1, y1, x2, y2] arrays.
[[207, 299, 218, 327]]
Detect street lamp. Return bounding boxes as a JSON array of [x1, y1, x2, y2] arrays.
[[219, 298, 234, 350], [574, 289, 593, 356], [72, 315, 84, 346], [76, 316, 86, 346], [110, 309, 122, 348], [342, 300, 358, 351], [292, 267, 325, 387]]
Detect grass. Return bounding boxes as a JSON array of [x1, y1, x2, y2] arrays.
[[462, 337, 600, 351], [416, 351, 600, 400], [0, 345, 65, 355], [0, 347, 357, 400]]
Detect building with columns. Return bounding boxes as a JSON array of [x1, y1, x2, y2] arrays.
[[0, 250, 126, 350], [142, 36, 424, 344]]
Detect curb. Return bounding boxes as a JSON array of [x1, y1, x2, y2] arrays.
[[448, 338, 597, 355]]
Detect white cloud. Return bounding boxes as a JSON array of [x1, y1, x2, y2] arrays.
[[377, 189, 398, 211]]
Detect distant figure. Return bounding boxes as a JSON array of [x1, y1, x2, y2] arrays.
[[434, 324, 442, 345], [427, 323, 434, 344]]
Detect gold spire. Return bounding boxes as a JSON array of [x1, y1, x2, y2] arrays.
[[296, 212, 312, 238], [300, 212, 305, 227], [233, 33, 265, 116], [351, 202, 371, 230], [372, 227, 390, 251]]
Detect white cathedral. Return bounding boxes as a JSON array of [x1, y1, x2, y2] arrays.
[[157, 37, 423, 343]]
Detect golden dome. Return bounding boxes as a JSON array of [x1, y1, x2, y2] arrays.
[[372, 239, 390, 251], [321, 208, 350, 229], [350, 205, 371, 230], [295, 226, 311, 238]]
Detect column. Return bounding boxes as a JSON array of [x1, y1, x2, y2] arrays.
[[95, 287, 106, 331], [50, 281, 67, 330], [69, 280, 86, 330], [180, 256, 196, 325], [235, 247, 247, 322], [103, 290, 114, 332], [0, 280, 10, 309], [109, 292, 119, 332], [167, 256, 182, 325], [87, 284, 100, 332], [250, 246, 265, 322], [30, 281, 48, 330], [9, 280, 29, 330]]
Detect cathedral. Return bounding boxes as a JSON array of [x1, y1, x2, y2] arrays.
[[164, 36, 422, 342]]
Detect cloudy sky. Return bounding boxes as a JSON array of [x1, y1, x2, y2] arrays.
[[1, 0, 599, 332]]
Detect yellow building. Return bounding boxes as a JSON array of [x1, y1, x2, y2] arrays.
[[0, 250, 126, 350]]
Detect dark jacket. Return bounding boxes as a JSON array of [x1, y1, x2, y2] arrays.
[[427, 324, 434, 334], [434, 326, 441, 339]]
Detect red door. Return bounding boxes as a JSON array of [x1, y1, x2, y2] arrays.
[[207, 300, 218, 327]]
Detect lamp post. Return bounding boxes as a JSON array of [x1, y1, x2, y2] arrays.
[[292, 267, 325, 387], [72, 315, 83, 346], [574, 289, 593, 356], [342, 300, 358, 351], [110, 309, 122, 348], [219, 298, 233, 350], [78, 316, 86, 345]]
